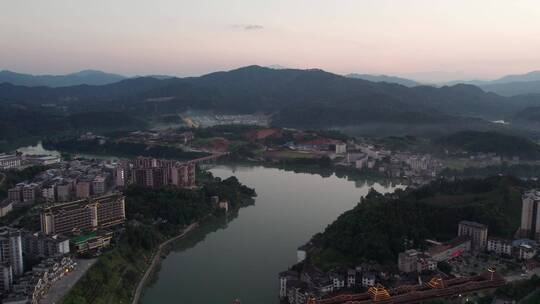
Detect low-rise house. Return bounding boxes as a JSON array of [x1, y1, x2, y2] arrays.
[[516, 244, 536, 260], [346, 269, 356, 288], [487, 237, 513, 256], [218, 201, 229, 212], [362, 272, 376, 287], [279, 270, 299, 298], [329, 271, 345, 290], [70, 230, 113, 254]]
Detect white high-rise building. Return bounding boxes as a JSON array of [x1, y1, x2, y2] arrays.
[[520, 190, 540, 241]]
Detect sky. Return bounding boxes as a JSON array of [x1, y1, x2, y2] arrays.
[[1, 0, 540, 82]]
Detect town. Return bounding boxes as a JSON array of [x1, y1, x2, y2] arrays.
[[279, 190, 540, 304], [0, 149, 229, 303], [3, 125, 540, 304]]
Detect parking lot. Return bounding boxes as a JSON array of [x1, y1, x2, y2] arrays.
[[39, 258, 97, 304]]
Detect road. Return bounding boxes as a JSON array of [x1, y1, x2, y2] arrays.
[[39, 258, 97, 304], [131, 222, 198, 304]]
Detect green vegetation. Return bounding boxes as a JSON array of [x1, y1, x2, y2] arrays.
[[44, 138, 208, 160], [310, 176, 529, 268], [495, 275, 540, 301], [435, 131, 540, 159], [0, 105, 145, 142], [441, 163, 540, 179], [62, 172, 255, 304]]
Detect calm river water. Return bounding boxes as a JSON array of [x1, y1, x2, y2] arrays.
[[141, 165, 404, 304]]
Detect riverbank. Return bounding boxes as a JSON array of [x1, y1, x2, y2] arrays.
[[132, 222, 199, 304], [62, 172, 256, 304]]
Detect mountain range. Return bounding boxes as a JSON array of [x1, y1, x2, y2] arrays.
[[3, 68, 540, 97], [345, 73, 420, 87], [0, 70, 126, 87], [2, 65, 540, 137], [440, 70, 540, 96]]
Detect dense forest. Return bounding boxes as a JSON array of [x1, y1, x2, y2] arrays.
[[441, 163, 540, 179], [0, 105, 145, 142], [43, 138, 208, 160], [310, 176, 529, 269], [435, 131, 540, 159]]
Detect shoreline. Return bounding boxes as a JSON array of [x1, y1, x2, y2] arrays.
[[131, 222, 199, 304]]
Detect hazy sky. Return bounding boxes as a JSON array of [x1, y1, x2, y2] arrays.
[[1, 0, 540, 82]]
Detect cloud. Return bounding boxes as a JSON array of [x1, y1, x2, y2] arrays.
[[231, 24, 264, 31]]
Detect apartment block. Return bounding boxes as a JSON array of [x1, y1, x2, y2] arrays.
[[40, 193, 125, 235], [519, 190, 540, 241], [22, 232, 70, 259], [457, 220, 488, 251]]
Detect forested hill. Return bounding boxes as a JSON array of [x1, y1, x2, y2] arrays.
[[2, 66, 540, 129], [435, 131, 540, 159], [0, 105, 145, 141], [310, 176, 527, 267]]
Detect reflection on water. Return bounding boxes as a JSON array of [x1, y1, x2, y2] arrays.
[[142, 165, 404, 304]]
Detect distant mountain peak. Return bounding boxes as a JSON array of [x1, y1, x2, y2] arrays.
[[346, 73, 420, 87], [0, 69, 126, 87]]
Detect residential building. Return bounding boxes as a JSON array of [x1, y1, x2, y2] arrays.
[[487, 237, 513, 256], [92, 176, 106, 195], [127, 157, 195, 189], [4, 256, 74, 303], [41, 183, 56, 202], [114, 161, 131, 187], [75, 180, 91, 199], [40, 193, 125, 235], [329, 271, 345, 290], [7, 187, 22, 203], [398, 249, 420, 273], [279, 270, 299, 298], [22, 184, 40, 203], [355, 155, 369, 169], [170, 163, 196, 188], [22, 232, 70, 259], [362, 272, 376, 287], [458, 220, 488, 251], [0, 227, 24, 276], [346, 269, 356, 288], [517, 244, 536, 260], [218, 201, 229, 212], [0, 263, 12, 293], [519, 190, 540, 241], [398, 249, 436, 273], [334, 142, 347, 154], [56, 182, 72, 202]]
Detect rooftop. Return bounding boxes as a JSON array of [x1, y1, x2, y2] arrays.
[[459, 220, 488, 230]]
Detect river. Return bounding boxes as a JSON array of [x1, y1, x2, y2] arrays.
[[141, 164, 404, 304]]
